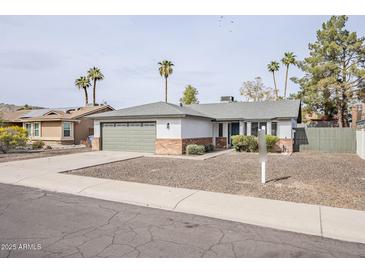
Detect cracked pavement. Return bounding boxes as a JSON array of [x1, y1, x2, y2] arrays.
[[0, 183, 365, 258]]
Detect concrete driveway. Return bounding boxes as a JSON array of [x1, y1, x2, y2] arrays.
[[1, 183, 364, 258]]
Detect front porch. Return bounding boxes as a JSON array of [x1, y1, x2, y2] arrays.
[[212, 120, 280, 149]]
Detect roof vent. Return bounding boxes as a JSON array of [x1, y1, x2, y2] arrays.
[[220, 96, 234, 103]]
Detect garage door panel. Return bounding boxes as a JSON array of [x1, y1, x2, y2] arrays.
[[101, 122, 156, 152]]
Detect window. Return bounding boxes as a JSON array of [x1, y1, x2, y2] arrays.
[[244, 122, 247, 135], [63, 122, 71, 137], [271, 122, 277, 136], [33, 123, 40, 137], [115, 123, 128, 127], [218, 123, 223, 137], [103, 123, 115, 127], [25, 123, 32, 136], [251, 122, 258, 137], [143, 122, 155, 127], [128, 123, 142, 127], [259, 122, 267, 134]]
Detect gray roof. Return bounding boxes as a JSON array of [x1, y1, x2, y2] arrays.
[[88, 100, 301, 121], [20, 107, 79, 118], [87, 102, 211, 119], [188, 100, 301, 120]]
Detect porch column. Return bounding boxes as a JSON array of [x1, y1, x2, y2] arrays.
[[239, 121, 244, 135], [266, 122, 272, 135], [247, 122, 252, 136], [223, 122, 229, 147], [212, 123, 217, 146]]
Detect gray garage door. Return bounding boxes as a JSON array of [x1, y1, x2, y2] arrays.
[[101, 122, 156, 153]]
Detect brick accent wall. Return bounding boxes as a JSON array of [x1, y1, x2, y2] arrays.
[[182, 137, 213, 154], [274, 138, 293, 153], [92, 137, 100, 151], [156, 137, 213, 155], [215, 137, 227, 149], [155, 139, 182, 155]]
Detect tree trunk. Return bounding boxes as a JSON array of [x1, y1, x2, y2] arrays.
[[336, 100, 345, 128], [165, 77, 168, 103], [272, 72, 278, 100], [284, 65, 289, 98], [83, 87, 89, 106], [93, 79, 96, 106]]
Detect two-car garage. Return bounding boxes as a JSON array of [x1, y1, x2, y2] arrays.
[[101, 122, 156, 153]]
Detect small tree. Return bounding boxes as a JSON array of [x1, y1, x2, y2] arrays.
[[267, 61, 280, 100], [87, 67, 104, 106], [0, 126, 28, 153], [158, 60, 174, 102], [281, 52, 297, 98], [0, 118, 5, 127], [239, 77, 275, 102], [180, 85, 199, 105], [75, 76, 91, 105]]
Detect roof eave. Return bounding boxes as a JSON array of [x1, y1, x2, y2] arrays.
[[87, 114, 212, 120]]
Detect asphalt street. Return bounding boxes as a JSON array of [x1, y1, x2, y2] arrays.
[[0, 183, 364, 258]]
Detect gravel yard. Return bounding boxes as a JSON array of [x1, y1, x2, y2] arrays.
[[0, 147, 91, 163], [69, 151, 365, 211]]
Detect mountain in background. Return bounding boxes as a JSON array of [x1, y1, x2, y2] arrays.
[[0, 103, 44, 113]]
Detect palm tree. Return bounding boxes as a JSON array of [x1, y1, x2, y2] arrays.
[[87, 67, 104, 106], [75, 76, 91, 105], [158, 60, 174, 102], [281, 52, 296, 98], [267, 61, 280, 100]]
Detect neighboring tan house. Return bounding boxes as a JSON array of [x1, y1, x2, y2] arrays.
[[352, 103, 365, 129], [1, 105, 113, 145], [88, 98, 301, 154]]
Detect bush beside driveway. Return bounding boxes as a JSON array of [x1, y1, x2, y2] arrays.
[[69, 151, 365, 211]]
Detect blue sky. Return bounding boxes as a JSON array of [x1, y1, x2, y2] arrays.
[[1, 15, 365, 109]]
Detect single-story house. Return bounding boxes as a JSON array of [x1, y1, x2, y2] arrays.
[[88, 98, 301, 154], [1, 105, 113, 145]]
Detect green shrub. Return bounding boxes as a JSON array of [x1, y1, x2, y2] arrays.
[[32, 140, 45, 150], [186, 144, 205, 155], [231, 135, 258, 152], [204, 143, 215, 152], [0, 126, 28, 153], [265, 135, 279, 151]]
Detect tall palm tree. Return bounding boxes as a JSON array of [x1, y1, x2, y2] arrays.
[[281, 52, 296, 98], [87, 67, 104, 106], [267, 61, 280, 100], [75, 76, 91, 105], [158, 60, 174, 102]]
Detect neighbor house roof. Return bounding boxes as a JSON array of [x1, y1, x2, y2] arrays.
[[87, 102, 212, 120], [0, 109, 32, 122], [1, 105, 113, 123], [88, 100, 301, 121]]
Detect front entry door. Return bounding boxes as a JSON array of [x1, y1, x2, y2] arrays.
[[228, 122, 240, 145]]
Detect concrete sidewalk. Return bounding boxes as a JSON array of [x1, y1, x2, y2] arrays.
[[0, 151, 364, 244]]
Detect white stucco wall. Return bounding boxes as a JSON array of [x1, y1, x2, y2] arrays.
[[94, 120, 101, 138], [181, 118, 212, 138], [356, 129, 365, 160], [277, 120, 292, 139], [156, 118, 182, 139]]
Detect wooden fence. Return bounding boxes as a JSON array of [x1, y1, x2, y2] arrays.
[[294, 127, 356, 153]]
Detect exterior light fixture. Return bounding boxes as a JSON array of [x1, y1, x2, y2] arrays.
[[167, 123, 170, 129]]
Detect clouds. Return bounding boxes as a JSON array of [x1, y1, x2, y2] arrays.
[[0, 16, 364, 109], [0, 49, 62, 70]]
